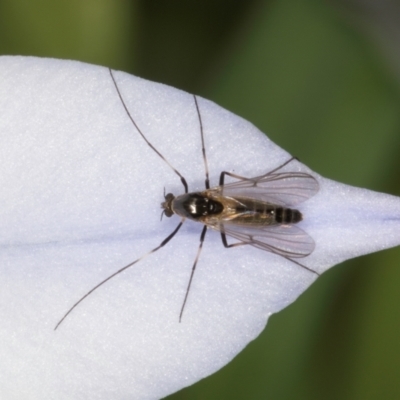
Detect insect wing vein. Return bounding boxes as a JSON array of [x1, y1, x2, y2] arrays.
[[221, 172, 319, 207], [219, 222, 315, 258]]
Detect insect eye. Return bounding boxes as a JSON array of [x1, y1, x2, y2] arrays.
[[164, 209, 173, 218]]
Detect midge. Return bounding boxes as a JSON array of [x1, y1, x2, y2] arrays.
[[54, 68, 320, 330]]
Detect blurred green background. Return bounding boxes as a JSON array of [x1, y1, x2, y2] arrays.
[[2, 0, 400, 399]]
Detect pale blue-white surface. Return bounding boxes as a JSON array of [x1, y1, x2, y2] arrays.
[[1, 56, 400, 399]]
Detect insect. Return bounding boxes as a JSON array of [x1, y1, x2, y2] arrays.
[[54, 68, 320, 330]]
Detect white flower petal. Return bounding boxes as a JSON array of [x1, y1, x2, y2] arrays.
[[0, 56, 399, 399]]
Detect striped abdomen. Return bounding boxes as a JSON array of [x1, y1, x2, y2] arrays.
[[230, 197, 302, 226]]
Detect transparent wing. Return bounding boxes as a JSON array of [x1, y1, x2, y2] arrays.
[[218, 222, 315, 258], [220, 172, 319, 207]]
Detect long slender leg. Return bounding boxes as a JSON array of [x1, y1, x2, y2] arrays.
[[55, 219, 185, 330], [177, 97, 211, 322], [220, 225, 248, 249], [193, 95, 210, 190], [109, 68, 188, 193], [179, 225, 208, 322], [219, 156, 298, 186], [219, 226, 319, 276]]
